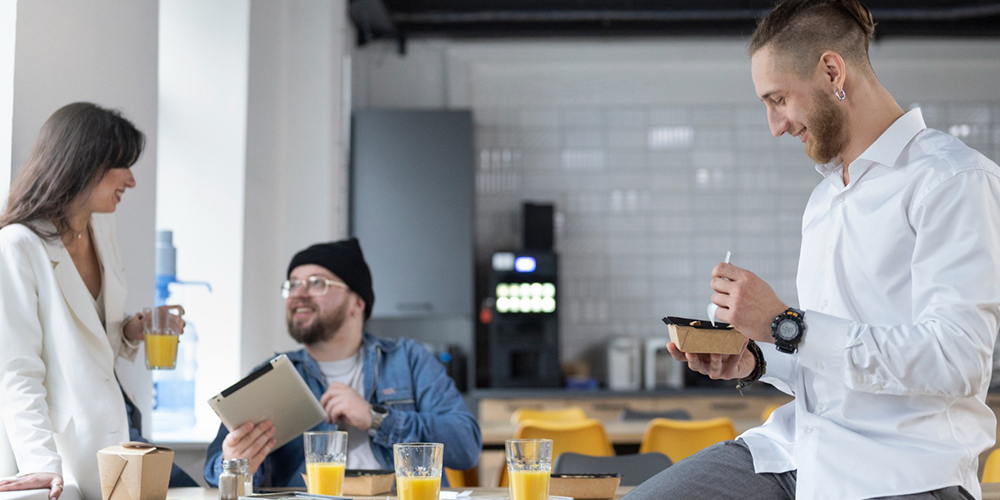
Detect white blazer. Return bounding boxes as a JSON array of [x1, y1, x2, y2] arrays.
[[0, 214, 138, 500]]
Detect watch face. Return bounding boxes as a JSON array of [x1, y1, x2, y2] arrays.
[[777, 319, 799, 340]]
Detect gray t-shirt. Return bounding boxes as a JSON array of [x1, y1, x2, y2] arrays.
[[316, 351, 381, 469]]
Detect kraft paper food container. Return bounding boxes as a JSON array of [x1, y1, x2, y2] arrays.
[[549, 474, 621, 499], [97, 442, 173, 500], [662, 316, 746, 355], [343, 469, 395, 495]]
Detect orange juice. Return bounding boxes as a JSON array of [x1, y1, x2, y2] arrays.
[[396, 476, 440, 500], [508, 470, 550, 500], [145, 333, 179, 369], [306, 461, 345, 496]]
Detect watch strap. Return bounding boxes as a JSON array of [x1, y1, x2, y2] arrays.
[[368, 404, 388, 435]]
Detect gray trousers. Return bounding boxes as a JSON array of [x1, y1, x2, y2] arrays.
[[622, 440, 973, 500]]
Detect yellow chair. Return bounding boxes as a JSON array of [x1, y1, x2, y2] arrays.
[[761, 404, 782, 423], [638, 417, 737, 463], [983, 449, 1000, 482], [445, 466, 479, 487], [509, 406, 588, 425], [498, 418, 614, 486]]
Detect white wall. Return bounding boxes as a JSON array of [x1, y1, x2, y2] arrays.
[[241, 0, 352, 376], [353, 37, 1000, 372], [10, 0, 159, 434], [0, 0, 14, 198], [355, 38, 1000, 109]]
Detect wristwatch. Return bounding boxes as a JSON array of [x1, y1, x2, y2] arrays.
[[368, 404, 388, 436], [771, 307, 806, 354]]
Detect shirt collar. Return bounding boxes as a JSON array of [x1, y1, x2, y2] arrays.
[[855, 107, 926, 168], [814, 108, 926, 183]]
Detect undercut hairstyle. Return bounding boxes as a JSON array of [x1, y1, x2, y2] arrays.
[[749, 0, 877, 78], [0, 102, 144, 240]]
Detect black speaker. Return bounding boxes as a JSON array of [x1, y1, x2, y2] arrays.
[[523, 203, 554, 251]]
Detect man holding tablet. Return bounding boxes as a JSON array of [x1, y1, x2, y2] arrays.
[[203, 238, 482, 488]]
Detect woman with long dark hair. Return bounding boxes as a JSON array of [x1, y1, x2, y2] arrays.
[[0, 102, 168, 500]]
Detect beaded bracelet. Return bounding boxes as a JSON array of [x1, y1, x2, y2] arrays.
[[735, 339, 766, 395]]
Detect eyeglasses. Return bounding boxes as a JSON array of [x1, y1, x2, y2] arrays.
[[281, 276, 348, 299]]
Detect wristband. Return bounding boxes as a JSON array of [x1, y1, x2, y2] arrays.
[[735, 339, 766, 394]]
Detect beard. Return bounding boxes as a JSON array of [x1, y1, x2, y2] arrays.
[[287, 298, 349, 345], [804, 88, 849, 164]]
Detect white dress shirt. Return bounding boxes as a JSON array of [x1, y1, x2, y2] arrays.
[[739, 109, 1000, 500]]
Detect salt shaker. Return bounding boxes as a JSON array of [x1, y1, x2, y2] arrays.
[[236, 457, 253, 495], [219, 459, 245, 500]]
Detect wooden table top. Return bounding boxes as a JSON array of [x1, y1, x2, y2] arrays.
[[169, 483, 1000, 500], [168, 485, 1000, 500], [166, 487, 632, 500]]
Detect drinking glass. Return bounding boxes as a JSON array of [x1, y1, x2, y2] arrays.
[[505, 439, 552, 500], [304, 431, 349, 496], [144, 305, 184, 370], [393, 443, 443, 500]]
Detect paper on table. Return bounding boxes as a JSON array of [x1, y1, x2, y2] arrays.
[[439, 491, 473, 499]]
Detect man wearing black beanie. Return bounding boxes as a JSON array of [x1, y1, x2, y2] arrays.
[[204, 237, 482, 488]]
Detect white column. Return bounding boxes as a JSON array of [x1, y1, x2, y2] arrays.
[[0, 0, 14, 200], [10, 0, 159, 435], [157, 0, 251, 440], [240, 0, 351, 375]]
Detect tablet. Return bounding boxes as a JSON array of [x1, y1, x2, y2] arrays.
[[208, 354, 327, 449]]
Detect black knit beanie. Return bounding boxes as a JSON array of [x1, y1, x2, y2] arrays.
[[287, 237, 375, 320]]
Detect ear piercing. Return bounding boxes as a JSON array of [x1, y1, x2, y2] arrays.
[[835, 89, 846, 101]]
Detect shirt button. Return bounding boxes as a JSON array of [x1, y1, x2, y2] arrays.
[[816, 361, 825, 370], [804, 427, 814, 434], [837, 194, 845, 202], [827, 246, 833, 254], [822, 299, 829, 308], [873, 383, 883, 392], [816, 403, 825, 412]]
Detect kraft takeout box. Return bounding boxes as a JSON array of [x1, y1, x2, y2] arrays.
[[299, 470, 395, 496], [549, 474, 621, 499], [97, 442, 173, 500], [662, 316, 746, 355], [344, 469, 395, 495]]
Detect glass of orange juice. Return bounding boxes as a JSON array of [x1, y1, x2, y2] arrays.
[[506, 439, 552, 500], [144, 305, 184, 370], [304, 431, 348, 496], [393, 443, 443, 500]]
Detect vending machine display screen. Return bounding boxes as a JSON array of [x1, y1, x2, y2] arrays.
[[495, 282, 556, 313]]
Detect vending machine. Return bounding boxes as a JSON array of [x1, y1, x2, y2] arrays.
[[487, 251, 560, 388]]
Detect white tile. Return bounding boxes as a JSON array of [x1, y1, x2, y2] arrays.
[[561, 109, 604, 128], [606, 109, 646, 128], [520, 109, 560, 128], [564, 129, 604, 148], [607, 129, 647, 149]]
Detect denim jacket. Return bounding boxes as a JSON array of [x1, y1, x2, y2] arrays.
[[204, 333, 482, 487]]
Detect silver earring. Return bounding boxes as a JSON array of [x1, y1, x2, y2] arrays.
[[835, 89, 846, 101]]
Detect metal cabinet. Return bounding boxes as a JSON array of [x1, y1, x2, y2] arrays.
[[350, 110, 474, 318]]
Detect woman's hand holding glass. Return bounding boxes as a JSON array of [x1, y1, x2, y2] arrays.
[[123, 304, 186, 342]]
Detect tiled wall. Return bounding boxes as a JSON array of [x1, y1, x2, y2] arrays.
[[473, 102, 1000, 363], [352, 38, 1000, 372]]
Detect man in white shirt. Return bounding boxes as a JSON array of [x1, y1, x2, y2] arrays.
[[625, 1, 1000, 499]]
